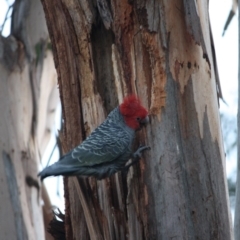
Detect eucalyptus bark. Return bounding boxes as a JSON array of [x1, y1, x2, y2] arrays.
[[41, 0, 232, 239], [0, 0, 59, 239]]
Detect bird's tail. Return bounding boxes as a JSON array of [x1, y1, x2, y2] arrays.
[[38, 153, 79, 181], [38, 163, 77, 181]]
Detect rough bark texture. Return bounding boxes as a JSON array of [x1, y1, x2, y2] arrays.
[[41, 0, 233, 239], [0, 0, 59, 239]]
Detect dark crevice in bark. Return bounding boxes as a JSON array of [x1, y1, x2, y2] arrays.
[[96, 0, 113, 30], [139, 37, 152, 109], [48, 209, 66, 240], [63, 177, 73, 240], [135, 7, 149, 29], [121, 171, 129, 219], [91, 21, 117, 113], [0, 36, 23, 71]]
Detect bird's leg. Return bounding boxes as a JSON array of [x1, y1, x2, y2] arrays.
[[122, 145, 150, 175], [132, 145, 151, 160]]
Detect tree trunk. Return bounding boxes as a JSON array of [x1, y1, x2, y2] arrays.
[[41, 0, 233, 239], [0, 0, 59, 239]]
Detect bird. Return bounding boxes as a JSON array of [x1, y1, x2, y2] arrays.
[[38, 95, 150, 181]]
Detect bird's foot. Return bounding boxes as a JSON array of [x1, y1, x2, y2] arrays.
[[121, 145, 150, 177], [132, 145, 151, 160]]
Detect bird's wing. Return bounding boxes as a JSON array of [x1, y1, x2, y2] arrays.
[[68, 123, 131, 166]]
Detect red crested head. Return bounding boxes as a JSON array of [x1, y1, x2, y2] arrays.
[[119, 95, 148, 130]]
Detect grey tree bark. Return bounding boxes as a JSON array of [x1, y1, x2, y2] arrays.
[[41, 0, 233, 239], [0, 0, 59, 239]]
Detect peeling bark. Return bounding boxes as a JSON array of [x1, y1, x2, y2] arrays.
[[41, 0, 232, 239]]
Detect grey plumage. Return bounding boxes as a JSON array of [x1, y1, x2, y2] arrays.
[[38, 107, 135, 180]]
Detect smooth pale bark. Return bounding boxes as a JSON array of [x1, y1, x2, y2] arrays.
[[0, 0, 59, 239], [41, 0, 233, 239]]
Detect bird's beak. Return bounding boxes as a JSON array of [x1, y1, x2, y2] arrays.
[[140, 116, 149, 125]]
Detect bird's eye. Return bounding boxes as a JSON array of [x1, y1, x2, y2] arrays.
[[136, 117, 141, 121]]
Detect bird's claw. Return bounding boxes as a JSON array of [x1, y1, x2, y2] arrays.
[[121, 145, 150, 177], [133, 145, 151, 159]]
